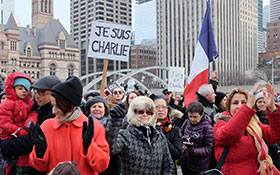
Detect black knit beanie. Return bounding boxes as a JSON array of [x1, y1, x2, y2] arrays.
[[215, 91, 226, 106], [85, 96, 109, 116], [85, 91, 100, 100], [85, 96, 107, 110], [51, 76, 82, 106]]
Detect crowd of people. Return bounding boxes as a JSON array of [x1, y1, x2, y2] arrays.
[[0, 71, 280, 175]]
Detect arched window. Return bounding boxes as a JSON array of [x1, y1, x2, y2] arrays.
[[68, 65, 74, 77], [50, 63, 56, 76], [11, 58, 16, 66], [27, 47, 31, 57]]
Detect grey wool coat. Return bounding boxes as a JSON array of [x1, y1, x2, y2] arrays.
[[106, 96, 175, 175]]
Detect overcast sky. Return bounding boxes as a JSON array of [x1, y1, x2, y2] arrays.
[[15, 0, 70, 32], [15, 0, 270, 33]]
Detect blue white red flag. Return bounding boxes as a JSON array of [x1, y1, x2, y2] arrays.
[[266, 60, 273, 65], [184, 0, 218, 107]]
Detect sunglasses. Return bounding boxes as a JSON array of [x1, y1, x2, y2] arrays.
[[135, 109, 153, 115], [113, 91, 123, 95], [164, 92, 171, 95]]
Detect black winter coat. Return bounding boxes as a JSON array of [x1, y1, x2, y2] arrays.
[[157, 125, 182, 161], [196, 92, 216, 125]]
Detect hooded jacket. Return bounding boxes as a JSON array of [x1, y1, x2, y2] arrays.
[[0, 73, 37, 167], [106, 96, 175, 175], [214, 104, 280, 175], [180, 115, 213, 172]]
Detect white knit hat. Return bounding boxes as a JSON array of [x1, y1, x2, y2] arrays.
[[256, 92, 264, 102]]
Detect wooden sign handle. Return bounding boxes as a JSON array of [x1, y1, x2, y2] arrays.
[[100, 59, 108, 97]]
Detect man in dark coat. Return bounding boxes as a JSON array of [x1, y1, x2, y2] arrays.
[[162, 89, 184, 113], [195, 84, 216, 126], [0, 75, 61, 175]]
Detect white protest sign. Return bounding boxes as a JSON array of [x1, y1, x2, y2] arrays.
[[168, 67, 185, 92], [127, 79, 136, 92], [88, 21, 132, 62]]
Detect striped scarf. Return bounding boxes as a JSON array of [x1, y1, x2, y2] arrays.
[[246, 116, 280, 175]]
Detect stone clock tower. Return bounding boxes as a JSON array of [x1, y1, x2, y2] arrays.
[[32, 0, 54, 29]]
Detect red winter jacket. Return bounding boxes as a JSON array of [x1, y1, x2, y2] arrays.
[[29, 113, 110, 175], [214, 104, 280, 175], [0, 73, 37, 168]]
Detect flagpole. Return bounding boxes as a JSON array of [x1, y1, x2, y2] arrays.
[[272, 58, 274, 86]]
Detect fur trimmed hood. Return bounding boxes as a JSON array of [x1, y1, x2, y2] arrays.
[[215, 111, 231, 122], [127, 96, 158, 127], [169, 109, 183, 119]]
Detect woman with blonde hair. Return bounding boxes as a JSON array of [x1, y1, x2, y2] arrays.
[[214, 82, 280, 175]]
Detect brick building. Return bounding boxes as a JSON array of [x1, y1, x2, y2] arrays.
[[0, 0, 79, 81]]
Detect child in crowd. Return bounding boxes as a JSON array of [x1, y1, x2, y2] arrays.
[[0, 72, 38, 175]]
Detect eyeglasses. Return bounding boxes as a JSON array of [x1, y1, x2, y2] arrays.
[[113, 91, 123, 95], [34, 89, 47, 96], [164, 93, 171, 95], [135, 109, 153, 115], [155, 106, 168, 110]]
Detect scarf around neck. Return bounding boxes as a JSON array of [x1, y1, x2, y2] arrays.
[[246, 115, 280, 175], [60, 107, 81, 124], [88, 114, 108, 126]]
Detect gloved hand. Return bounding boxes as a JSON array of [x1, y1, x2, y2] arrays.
[[110, 102, 126, 118], [82, 116, 94, 154], [28, 122, 47, 158]]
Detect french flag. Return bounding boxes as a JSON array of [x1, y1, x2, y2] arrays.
[[184, 0, 218, 107]]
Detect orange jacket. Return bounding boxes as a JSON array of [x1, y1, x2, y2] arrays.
[[29, 113, 110, 175]]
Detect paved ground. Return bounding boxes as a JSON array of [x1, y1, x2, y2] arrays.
[[177, 165, 183, 175]]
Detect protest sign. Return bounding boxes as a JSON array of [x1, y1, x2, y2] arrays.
[[88, 21, 132, 62], [168, 67, 185, 92], [127, 79, 136, 92], [108, 82, 125, 94]]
